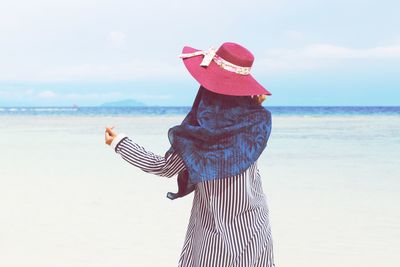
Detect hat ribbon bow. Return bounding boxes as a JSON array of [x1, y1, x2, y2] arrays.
[[178, 47, 251, 75], [179, 47, 217, 67]]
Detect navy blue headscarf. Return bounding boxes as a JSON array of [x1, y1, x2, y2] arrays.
[[165, 86, 272, 200]]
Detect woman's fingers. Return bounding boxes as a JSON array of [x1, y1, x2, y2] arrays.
[[105, 126, 117, 136], [105, 126, 117, 145]]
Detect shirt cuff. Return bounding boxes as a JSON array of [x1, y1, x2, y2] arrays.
[[110, 133, 128, 152]]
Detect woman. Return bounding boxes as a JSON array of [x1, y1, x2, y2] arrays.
[[105, 42, 275, 267]]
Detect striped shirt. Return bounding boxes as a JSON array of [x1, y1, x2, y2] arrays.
[[111, 134, 276, 267]]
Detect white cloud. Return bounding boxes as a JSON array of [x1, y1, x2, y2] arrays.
[[257, 43, 400, 73], [3, 43, 399, 81], [65, 92, 122, 100], [304, 44, 400, 59], [37, 90, 56, 98], [0, 58, 184, 82], [36, 60, 182, 82], [108, 31, 127, 48]]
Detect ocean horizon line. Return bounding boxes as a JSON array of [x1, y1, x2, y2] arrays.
[[1, 105, 399, 116], [0, 104, 399, 108]]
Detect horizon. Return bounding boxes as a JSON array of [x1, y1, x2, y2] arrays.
[[1, 104, 399, 107]]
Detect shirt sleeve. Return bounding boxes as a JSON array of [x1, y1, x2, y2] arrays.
[[110, 134, 186, 178]]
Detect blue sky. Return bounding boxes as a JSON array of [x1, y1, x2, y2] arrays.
[[0, 0, 399, 106]]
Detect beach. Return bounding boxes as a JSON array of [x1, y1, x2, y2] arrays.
[[0, 112, 399, 266]]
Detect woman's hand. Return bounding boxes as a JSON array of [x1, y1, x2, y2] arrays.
[[105, 126, 117, 145]]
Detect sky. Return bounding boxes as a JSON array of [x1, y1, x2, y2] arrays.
[[0, 0, 399, 106]]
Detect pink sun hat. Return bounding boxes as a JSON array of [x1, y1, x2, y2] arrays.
[[179, 42, 272, 96]]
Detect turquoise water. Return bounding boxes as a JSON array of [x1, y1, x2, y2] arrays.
[[0, 111, 399, 267], [0, 106, 399, 116]]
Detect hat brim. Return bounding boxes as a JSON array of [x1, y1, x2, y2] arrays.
[[181, 46, 272, 96]]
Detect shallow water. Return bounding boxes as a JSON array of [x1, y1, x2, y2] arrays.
[[0, 114, 399, 266]]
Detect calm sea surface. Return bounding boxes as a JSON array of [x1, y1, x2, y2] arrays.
[[0, 105, 399, 116], [0, 106, 399, 267]]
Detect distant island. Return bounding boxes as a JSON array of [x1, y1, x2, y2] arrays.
[[100, 99, 146, 107]]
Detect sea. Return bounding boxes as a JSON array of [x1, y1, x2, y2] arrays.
[[0, 106, 399, 267], [0, 105, 399, 116]]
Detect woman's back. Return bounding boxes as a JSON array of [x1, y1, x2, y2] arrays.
[[177, 159, 275, 267], [111, 136, 275, 267]]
